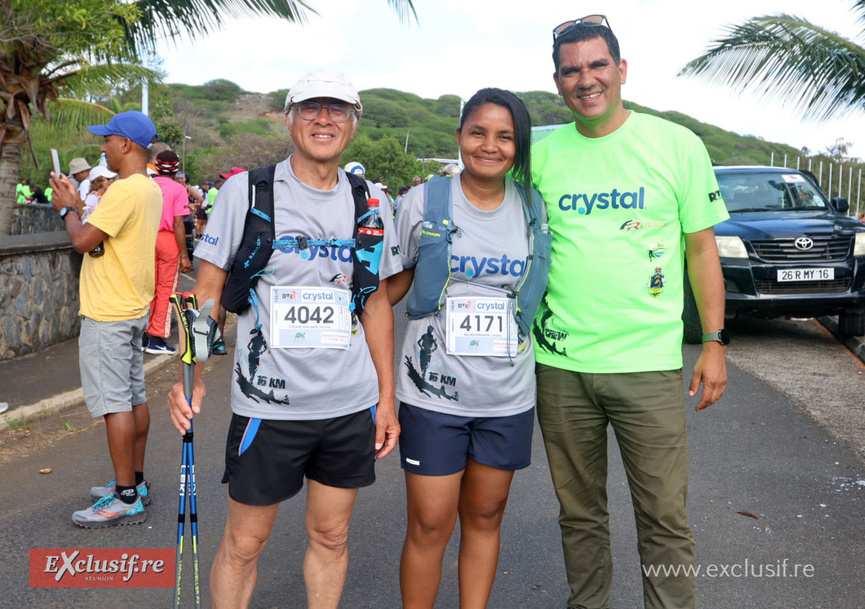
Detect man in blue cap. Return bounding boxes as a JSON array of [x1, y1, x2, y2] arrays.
[[50, 111, 163, 528]]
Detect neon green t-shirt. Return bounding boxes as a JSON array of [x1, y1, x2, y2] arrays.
[[205, 187, 218, 214], [531, 112, 729, 373], [16, 183, 32, 203]]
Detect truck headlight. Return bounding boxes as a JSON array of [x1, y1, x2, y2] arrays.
[[715, 236, 749, 259], [855, 232, 865, 256]]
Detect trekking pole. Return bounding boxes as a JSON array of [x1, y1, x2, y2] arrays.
[[170, 293, 218, 609]]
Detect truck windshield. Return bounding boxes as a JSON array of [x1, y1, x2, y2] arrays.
[[717, 172, 828, 213]]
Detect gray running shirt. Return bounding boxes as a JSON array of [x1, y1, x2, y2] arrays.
[[395, 175, 535, 417], [195, 157, 402, 420]]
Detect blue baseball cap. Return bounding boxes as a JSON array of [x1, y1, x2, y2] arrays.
[[87, 111, 157, 149]]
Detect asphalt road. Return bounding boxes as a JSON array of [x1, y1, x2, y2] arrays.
[[1, 310, 864, 608]]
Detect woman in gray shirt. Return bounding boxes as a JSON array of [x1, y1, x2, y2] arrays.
[[389, 88, 549, 608]]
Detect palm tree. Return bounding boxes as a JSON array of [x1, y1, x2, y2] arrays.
[[0, 0, 416, 235], [678, 2, 865, 122]]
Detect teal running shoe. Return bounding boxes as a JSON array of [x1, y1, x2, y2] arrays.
[[72, 494, 147, 529], [90, 479, 151, 506]]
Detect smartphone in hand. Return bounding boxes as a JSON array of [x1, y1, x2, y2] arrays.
[[50, 148, 62, 177]]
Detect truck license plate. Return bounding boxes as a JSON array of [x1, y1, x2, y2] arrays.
[[777, 268, 834, 282]]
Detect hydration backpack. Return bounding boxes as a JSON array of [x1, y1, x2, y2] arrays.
[[405, 176, 552, 336], [221, 167, 383, 318]]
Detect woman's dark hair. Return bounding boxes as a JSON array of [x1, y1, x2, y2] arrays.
[[458, 88, 532, 185]]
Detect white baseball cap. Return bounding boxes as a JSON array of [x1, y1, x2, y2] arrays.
[[344, 161, 365, 176], [89, 166, 118, 180], [284, 71, 363, 116]]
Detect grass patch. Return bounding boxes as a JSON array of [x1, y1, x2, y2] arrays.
[[4, 415, 28, 431]]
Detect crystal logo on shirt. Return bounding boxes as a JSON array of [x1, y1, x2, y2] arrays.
[[276, 235, 353, 263], [450, 254, 524, 278], [199, 233, 219, 246], [558, 187, 645, 215]]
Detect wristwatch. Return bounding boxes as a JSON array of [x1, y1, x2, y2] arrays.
[[702, 329, 731, 346], [59, 206, 78, 219]]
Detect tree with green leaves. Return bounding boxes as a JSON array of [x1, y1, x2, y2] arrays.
[[343, 133, 421, 191], [0, 0, 416, 235], [679, 2, 865, 122], [0, 0, 151, 233]]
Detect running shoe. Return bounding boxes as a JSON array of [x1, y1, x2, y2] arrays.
[[140, 334, 149, 353], [212, 337, 227, 355], [144, 337, 176, 355], [90, 479, 151, 506], [72, 494, 147, 529]]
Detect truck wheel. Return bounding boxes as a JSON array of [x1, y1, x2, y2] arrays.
[[682, 274, 702, 344], [838, 311, 865, 337]]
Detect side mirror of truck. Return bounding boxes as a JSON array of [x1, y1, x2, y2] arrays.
[[832, 197, 849, 213]]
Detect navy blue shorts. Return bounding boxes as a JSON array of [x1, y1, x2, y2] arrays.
[[398, 403, 534, 476], [222, 408, 377, 506]]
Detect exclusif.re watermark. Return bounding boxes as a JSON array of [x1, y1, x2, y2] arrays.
[[643, 558, 815, 579], [30, 548, 174, 588]]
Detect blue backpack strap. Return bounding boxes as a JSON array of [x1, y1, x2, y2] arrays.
[[405, 176, 454, 319], [511, 179, 552, 335]]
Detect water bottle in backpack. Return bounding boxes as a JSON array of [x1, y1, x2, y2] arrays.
[[359, 198, 384, 236]]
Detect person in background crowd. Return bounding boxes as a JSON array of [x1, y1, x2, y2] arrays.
[[147, 142, 172, 177], [142, 150, 194, 355], [197, 182, 214, 237], [206, 178, 222, 213], [50, 110, 162, 528], [395, 184, 410, 217], [219, 167, 245, 181], [16, 178, 33, 204], [174, 170, 203, 247], [68, 157, 92, 199], [344, 161, 366, 177], [81, 166, 118, 222]]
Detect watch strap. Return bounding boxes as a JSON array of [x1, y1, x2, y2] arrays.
[[60, 206, 78, 218], [701, 329, 730, 345]]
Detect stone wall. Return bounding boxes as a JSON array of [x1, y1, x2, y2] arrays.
[[11, 203, 65, 235], [0, 232, 81, 360]]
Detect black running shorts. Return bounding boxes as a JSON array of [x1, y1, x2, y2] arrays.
[[221, 408, 377, 506]]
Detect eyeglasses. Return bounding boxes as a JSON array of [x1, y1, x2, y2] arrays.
[[552, 14, 612, 40], [293, 101, 354, 123]]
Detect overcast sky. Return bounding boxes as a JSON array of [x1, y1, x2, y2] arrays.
[[154, 0, 865, 159]]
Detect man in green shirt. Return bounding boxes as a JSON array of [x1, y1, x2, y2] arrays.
[[16, 178, 33, 204], [205, 178, 222, 214], [531, 16, 729, 609]]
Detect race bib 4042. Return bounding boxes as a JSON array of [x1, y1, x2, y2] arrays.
[[271, 286, 352, 349]]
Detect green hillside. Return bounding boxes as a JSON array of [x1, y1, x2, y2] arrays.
[[16, 80, 840, 194]]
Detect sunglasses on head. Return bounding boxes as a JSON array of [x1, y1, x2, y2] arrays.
[[552, 14, 612, 41]]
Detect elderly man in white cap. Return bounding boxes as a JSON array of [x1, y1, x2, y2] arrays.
[[168, 71, 402, 608]]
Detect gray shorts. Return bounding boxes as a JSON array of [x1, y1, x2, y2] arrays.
[[79, 315, 148, 418]]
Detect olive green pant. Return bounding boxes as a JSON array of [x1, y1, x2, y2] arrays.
[[536, 364, 696, 609]]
